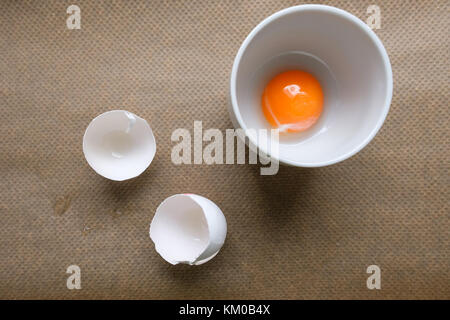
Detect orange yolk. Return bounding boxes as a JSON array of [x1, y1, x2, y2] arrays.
[[262, 70, 324, 132]]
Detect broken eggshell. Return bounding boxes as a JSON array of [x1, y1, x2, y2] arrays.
[[150, 194, 227, 265], [83, 110, 156, 181]]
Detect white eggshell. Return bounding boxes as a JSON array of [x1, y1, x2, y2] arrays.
[[83, 110, 156, 181], [150, 194, 227, 265]]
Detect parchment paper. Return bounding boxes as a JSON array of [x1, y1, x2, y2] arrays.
[[0, 0, 448, 299]]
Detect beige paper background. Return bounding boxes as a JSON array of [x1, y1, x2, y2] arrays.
[[0, 0, 448, 299]]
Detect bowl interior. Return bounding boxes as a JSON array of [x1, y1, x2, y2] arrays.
[[232, 6, 392, 166]]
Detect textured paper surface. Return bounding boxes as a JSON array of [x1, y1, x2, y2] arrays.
[[0, 0, 448, 299]]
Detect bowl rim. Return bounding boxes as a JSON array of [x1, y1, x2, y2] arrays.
[[229, 4, 393, 167]]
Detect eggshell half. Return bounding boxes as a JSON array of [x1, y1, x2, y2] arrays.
[[83, 110, 156, 181], [149, 194, 227, 265]]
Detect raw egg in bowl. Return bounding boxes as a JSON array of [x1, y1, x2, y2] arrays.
[[229, 5, 393, 167]]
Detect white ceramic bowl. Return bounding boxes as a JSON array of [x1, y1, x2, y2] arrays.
[[229, 5, 393, 167]]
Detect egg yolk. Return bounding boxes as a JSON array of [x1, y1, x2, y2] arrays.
[[262, 70, 324, 132]]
